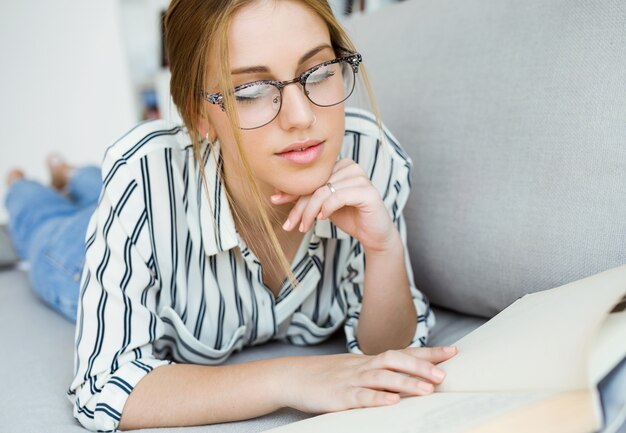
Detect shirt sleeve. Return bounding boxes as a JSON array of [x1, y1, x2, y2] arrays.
[[67, 146, 172, 432], [341, 112, 436, 354]]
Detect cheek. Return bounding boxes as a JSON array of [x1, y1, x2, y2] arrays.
[[210, 111, 234, 141], [217, 133, 240, 166], [221, 129, 270, 176], [320, 106, 346, 155], [323, 104, 346, 135], [211, 112, 248, 163]]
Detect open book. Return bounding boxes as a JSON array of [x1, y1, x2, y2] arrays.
[[267, 264, 626, 433]]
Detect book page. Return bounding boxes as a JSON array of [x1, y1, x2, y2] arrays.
[[265, 391, 558, 433], [589, 305, 626, 384], [265, 267, 626, 433], [436, 265, 626, 392], [466, 390, 599, 433]]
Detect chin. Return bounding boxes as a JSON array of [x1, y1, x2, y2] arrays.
[[286, 181, 326, 196], [279, 170, 332, 196], [271, 144, 341, 196]]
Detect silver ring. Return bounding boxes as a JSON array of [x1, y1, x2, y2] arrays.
[[326, 182, 336, 194]]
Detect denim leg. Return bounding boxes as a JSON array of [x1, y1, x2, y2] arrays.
[[5, 179, 77, 259], [27, 205, 95, 322], [598, 356, 626, 433], [66, 165, 102, 207], [5, 178, 95, 321]]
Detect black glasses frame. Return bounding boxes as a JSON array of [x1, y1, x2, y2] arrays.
[[201, 51, 362, 129]]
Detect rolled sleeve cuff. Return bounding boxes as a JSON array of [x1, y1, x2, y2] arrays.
[[71, 358, 172, 432], [343, 297, 436, 355]]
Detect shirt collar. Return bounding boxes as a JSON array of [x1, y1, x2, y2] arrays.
[[195, 139, 239, 256]]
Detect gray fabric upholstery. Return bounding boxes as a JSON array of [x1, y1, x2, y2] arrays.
[[346, 0, 626, 317], [0, 269, 484, 432]]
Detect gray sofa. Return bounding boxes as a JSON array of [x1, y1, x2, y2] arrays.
[[2, 0, 625, 431]]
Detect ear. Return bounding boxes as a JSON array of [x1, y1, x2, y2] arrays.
[[197, 117, 217, 142], [197, 117, 210, 138]]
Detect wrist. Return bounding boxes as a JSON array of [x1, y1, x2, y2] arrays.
[[363, 228, 403, 257], [267, 356, 301, 409]]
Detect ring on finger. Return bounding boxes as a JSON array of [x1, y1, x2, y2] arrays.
[[326, 182, 336, 194]]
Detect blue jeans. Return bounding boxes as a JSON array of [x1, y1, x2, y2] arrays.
[[5, 166, 101, 321], [599, 356, 626, 433]]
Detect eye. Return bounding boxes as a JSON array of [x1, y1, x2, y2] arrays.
[[234, 83, 276, 105], [305, 65, 336, 86]]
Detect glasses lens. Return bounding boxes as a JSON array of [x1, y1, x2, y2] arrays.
[[304, 60, 355, 107], [234, 83, 281, 129]]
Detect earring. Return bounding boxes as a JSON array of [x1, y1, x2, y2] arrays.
[[205, 131, 216, 145]]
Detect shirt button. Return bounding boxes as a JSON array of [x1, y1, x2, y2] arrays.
[[73, 273, 81, 281]]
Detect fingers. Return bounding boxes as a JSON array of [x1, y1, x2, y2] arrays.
[[289, 182, 367, 233], [270, 191, 299, 205], [344, 348, 456, 410], [368, 349, 448, 386], [282, 195, 311, 231], [282, 174, 375, 233], [316, 184, 371, 220], [359, 369, 436, 396], [346, 388, 400, 409], [402, 346, 458, 364], [292, 348, 456, 414]]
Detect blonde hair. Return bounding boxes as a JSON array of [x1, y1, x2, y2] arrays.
[[165, 0, 384, 288]]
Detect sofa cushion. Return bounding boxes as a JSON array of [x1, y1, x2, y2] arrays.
[[346, 0, 626, 317]]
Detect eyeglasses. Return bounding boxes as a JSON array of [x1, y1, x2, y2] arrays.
[[201, 51, 362, 130]]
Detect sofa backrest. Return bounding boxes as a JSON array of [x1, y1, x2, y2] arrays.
[[346, 0, 626, 318]]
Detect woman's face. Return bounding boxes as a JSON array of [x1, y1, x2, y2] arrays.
[[205, 0, 346, 199]]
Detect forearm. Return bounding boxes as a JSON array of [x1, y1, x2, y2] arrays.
[[119, 358, 289, 430], [357, 231, 418, 355]]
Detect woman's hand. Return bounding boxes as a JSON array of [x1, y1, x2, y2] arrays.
[[272, 158, 396, 253], [281, 346, 458, 413]]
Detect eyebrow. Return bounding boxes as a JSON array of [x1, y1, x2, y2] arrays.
[[231, 44, 333, 75]]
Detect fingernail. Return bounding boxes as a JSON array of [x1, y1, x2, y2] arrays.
[[299, 222, 304, 232], [282, 219, 291, 230], [444, 346, 457, 354], [317, 212, 323, 220], [431, 368, 445, 381], [418, 382, 434, 393]]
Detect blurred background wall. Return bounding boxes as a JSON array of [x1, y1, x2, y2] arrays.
[[0, 1, 138, 223]]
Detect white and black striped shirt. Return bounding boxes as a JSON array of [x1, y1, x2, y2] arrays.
[[68, 108, 435, 431]]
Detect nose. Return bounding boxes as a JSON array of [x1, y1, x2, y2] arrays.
[[277, 83, 316, 130]]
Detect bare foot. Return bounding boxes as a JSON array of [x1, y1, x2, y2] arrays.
[[6, 169, 25, 186], [47, 154, 74, 191]]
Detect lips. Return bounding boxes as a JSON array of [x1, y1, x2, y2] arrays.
[[276, 139, 324, 155], [276, 140, 325, 164]]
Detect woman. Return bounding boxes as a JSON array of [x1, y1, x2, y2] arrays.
[[8, 0, 459, 430]]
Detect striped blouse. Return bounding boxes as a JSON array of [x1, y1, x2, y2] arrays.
[[68, 107, 435, 431]]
